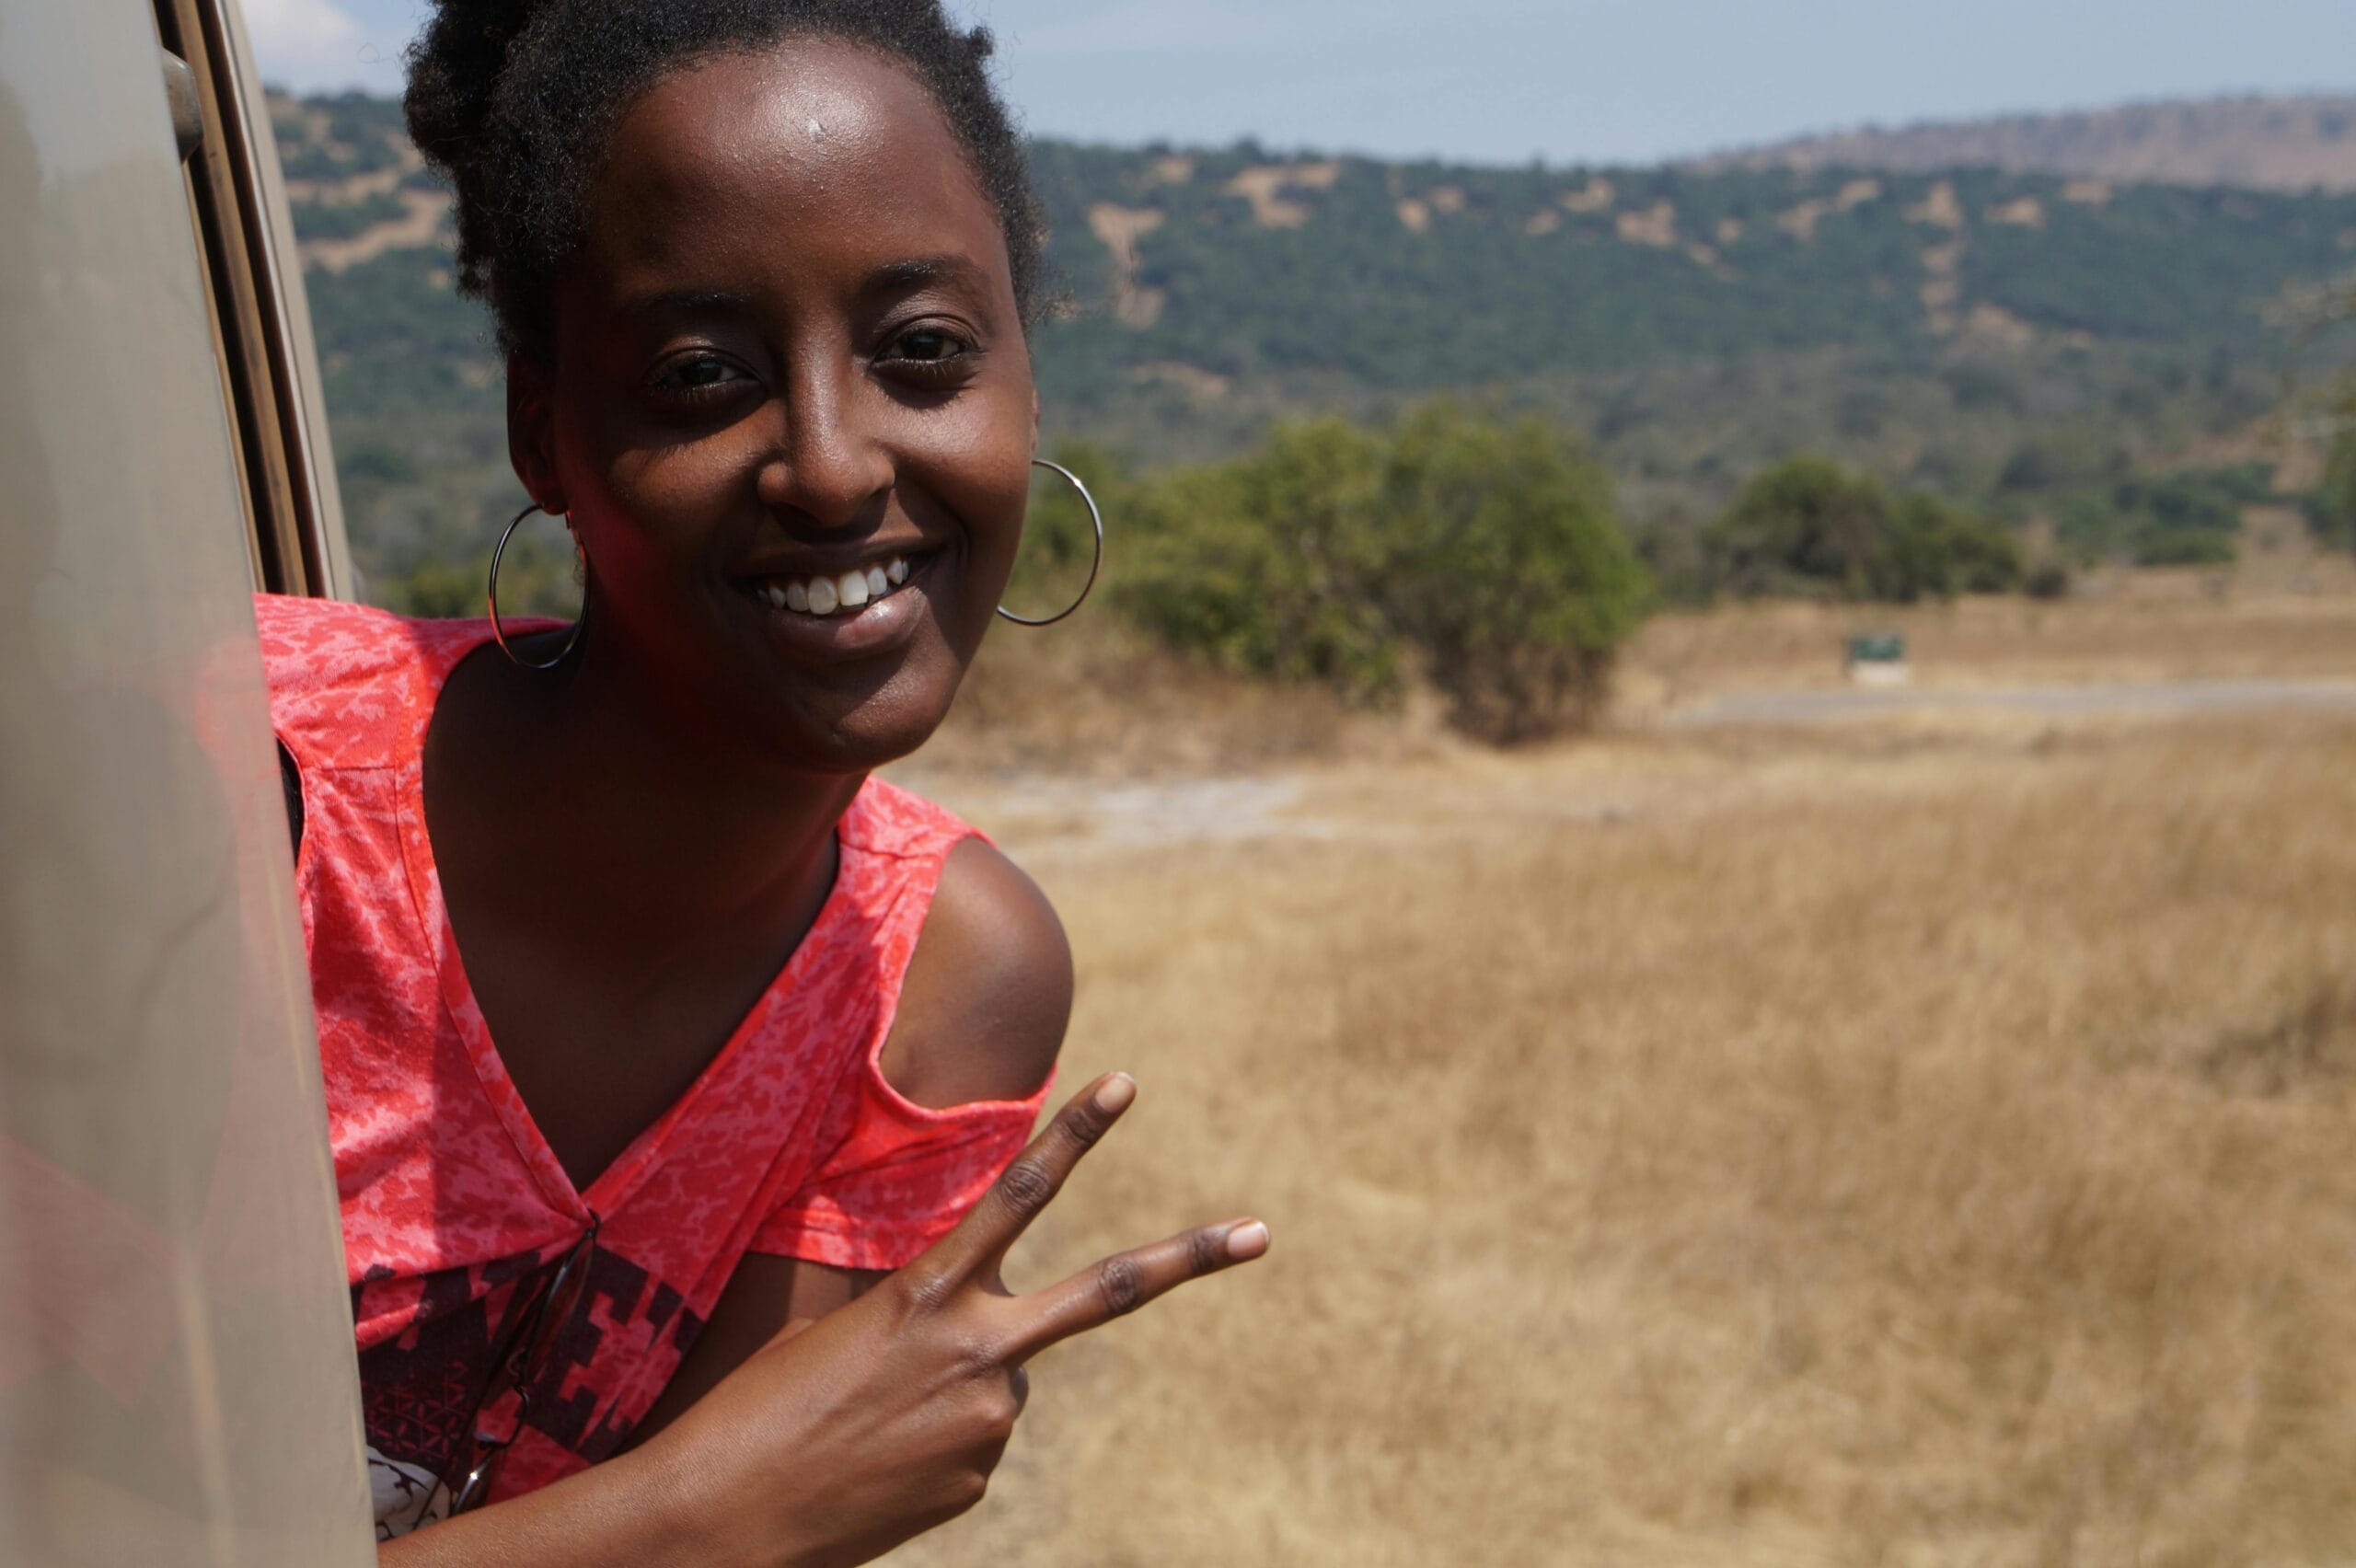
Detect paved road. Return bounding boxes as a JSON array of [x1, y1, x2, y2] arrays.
[[1663, 677, 2356, 728]]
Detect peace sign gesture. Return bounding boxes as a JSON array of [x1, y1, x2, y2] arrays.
[[629, 1074, 1267, 1568], [910, 1070, 1269, 1350]]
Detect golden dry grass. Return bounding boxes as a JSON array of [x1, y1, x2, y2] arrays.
[[889, 698, 2356, 1566], [1620, 576, 2356, 718], [938, 571, 2356, 777]]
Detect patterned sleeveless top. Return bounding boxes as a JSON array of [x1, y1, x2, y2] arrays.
[[256, 594, 1047, 1539]]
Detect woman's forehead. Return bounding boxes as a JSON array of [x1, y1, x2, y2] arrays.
[[584, 41, 1002, 282]]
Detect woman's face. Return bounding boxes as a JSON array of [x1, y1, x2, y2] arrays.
[[517, 40, 1034, 770]]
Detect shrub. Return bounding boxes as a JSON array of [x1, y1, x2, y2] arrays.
[[1705, 455, 1888, 599], [1119, 418, 1400, 698], [1705, 455, 2022, 603], [1116, 403, 1653, 743], [1374, 403, 1653, 743], [2307, 432, 2356, 553], [2136, 527, 2237, 567]]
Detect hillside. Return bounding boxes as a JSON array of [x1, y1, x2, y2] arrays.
[[271, 91, 2351, 603], [285, 91, 2356, 404], [1699, 93, 2356, 193]]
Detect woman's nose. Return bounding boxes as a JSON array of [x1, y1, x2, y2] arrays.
[[761, 363, 892, 530]]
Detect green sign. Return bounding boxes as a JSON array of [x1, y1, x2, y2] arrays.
[[1847, 634, 1908, 663]]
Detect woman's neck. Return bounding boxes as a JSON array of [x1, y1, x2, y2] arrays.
[[427, 626, 860, 971]]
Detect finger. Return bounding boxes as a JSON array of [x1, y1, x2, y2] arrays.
[[920, 1073, 1137, 1286], [1003, 1217, 1269, 1360]]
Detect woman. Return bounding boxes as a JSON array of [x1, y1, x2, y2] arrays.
[[261, 2, 1267, 1560]]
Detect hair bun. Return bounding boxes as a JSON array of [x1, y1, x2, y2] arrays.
[[403, 0, 546, 173]]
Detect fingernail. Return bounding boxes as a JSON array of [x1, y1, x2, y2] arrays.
[[1226, 1220, 1270, 1261], [1093, 1073, 1137, 1114]]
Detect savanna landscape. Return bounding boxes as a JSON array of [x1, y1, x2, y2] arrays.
[[277, 85, 2356, 1563], [891, 572, 2356, 1566]]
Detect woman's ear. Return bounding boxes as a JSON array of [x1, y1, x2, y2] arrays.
[[506, 352, 564, 513]]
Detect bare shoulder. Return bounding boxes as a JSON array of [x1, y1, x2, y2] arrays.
[[878, 836, 1071, 1110]]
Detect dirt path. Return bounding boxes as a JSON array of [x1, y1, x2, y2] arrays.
[[905, 676, 2356, 861]]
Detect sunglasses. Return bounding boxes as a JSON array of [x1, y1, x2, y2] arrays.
[[441, 1213, 601, 1517]]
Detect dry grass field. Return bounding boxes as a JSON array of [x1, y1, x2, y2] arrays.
[[1620, 568, 2356, 715], [888, 583, 2356, 1567]]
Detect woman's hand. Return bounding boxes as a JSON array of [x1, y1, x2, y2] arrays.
[[643, 1070, 1266, 1568]]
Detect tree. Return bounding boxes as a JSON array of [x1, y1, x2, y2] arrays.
[[1706, 455, 2022, 603], [1705, 455, 1891, 599], [2307, 435, 2356, 553], [1119, 417, 1399, 698], [1117, 402, 1655, 743], [1374, 403, 1653, 743]]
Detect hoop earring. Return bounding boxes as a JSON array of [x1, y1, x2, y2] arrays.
[[488, 503, 588, 670], [998, 458, 1104, 627]]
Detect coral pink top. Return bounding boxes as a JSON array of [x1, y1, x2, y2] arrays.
[[256, 594, 1047, 1539]]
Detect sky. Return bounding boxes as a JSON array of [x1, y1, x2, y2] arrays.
[[248, 0, 2356, 167]]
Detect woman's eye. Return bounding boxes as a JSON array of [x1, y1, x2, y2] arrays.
[[884, 328, 975, 369], [651, 354, 754, 403]]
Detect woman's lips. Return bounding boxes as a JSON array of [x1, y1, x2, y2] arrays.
[[733, 549, 941, 658]]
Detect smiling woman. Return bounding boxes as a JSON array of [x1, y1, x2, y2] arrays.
[[254, 2, 1267, 1562]]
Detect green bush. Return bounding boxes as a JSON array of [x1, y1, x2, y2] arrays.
[[2307, 432, 2356, 552], [2050, 465, 2257, 566], [1707, 455, 1890, 599], [1704, 455, 2021, 603], [1887, 493, 2025, 596], [1120, 416, 1402, 699], [1117, 403, 1653, 743], [1375, 403, 1653, 742], [2136, 527, 2237, 567]]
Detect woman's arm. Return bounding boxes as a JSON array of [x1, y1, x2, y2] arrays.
[[381, 1073, 1269, 1568]]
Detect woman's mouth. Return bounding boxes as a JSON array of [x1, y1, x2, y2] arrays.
[[741, 552, 918, 618]]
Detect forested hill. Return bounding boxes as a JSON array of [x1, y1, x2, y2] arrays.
[[283, 88, 2356, 425], [1025, 140, 2355, 398], [275, 90, 2356, 599]]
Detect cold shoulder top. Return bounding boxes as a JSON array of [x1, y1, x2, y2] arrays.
[[257, 594, 1047, 1539]]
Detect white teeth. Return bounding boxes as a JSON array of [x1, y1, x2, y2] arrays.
[[754, 554, 917, 617]]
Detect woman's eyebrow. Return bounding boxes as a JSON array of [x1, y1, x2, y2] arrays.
[[863, 256, 990, 297], [614, 286, 759, 323]]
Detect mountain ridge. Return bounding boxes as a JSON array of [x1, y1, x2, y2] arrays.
[[1691, 92, 2356, 192]]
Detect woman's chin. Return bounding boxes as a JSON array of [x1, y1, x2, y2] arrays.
[[757, 668, 962, 777]]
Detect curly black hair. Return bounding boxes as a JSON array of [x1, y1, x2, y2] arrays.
[[405, 0, 1045, 363]]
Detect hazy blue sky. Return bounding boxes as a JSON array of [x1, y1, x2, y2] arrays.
[[248, 0, 2356, 165]]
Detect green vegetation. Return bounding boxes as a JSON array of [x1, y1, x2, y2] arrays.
[[2310, 438, 2356, 553], [2289, 282, 2356, 557], [1115, 404, 1653, 742], [1702, 455, 2024, 603], [2040, 463, 2272, 566]]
